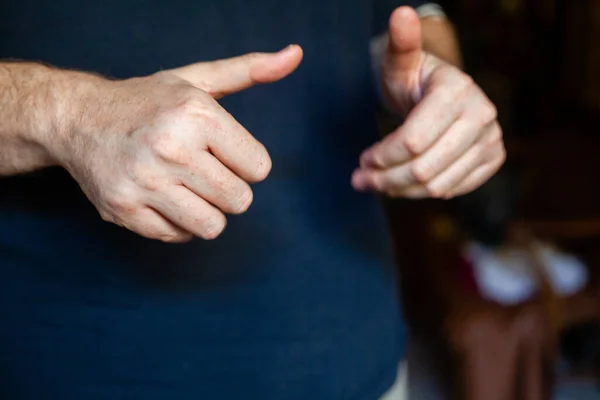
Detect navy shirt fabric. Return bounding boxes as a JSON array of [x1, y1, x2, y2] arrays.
[[0, 1, 427, 399]]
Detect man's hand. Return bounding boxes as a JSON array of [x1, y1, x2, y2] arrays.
[[48, 45, 303, 242], [352, 7, 505, 199]]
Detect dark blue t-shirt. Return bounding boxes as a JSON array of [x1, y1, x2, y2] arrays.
[[0, 1, 426, 399]]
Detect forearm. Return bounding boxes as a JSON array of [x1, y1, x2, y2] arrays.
[[0, 62, 80, 176]]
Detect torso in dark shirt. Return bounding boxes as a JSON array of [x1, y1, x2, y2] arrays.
[[0, 1, 422, 398]]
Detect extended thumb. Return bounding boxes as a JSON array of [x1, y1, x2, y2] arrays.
[[169, 45, 303, 99], [385, 7, 423, 76]]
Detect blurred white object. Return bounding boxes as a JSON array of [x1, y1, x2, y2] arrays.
[[464, 242, 589, 306]]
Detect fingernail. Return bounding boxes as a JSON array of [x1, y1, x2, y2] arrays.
[[280, 44, 297, 52]]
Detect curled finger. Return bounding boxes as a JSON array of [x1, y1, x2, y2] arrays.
[[150, 185, 227, 240]]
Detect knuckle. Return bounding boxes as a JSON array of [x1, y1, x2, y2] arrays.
[[241, 52, 260, 65], [410, 162, 432, 183], [98, 210, 114, 223], [402, 134, 425, 156], [177, 97, 223, 138], [180, 94, 211, 115], [232, 188, 254, 214], [437, 87, 456, 107], [447, 74, 475, 107], [492, 144, 507, 170], [104, 185, 138, 215], [132, 212, 193, 243], [150, 134, 190, 165], [487, 123, 503, 145], [425, 183, 445, 199], [472, 137, 489, 155], [479, 102, 498, 125], [206, 171, 254, 215], [127, 161, 162, 192], [364, 149, 385, 168], [199, 213, 227, 240], [488, 102, 499, 121], [141, 224, 182, 243], [459, 73, 475, 90], [152, 70, 184, 85], [365, 171, 385, 192], [433, 64, 454, 81], [496, 144, 507, 166], [472, 145, 489, 166], [159, 232, 193, 244], [193, 79, 215, 97], [251, 148, 272, 182]]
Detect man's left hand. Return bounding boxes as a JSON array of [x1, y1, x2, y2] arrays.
[[352, 7, 505, 199]]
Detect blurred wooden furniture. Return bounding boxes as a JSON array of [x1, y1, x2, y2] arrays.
[[385, 126, 600, 399], [389, 206, 600, 400], [427, 215, 558, 400]]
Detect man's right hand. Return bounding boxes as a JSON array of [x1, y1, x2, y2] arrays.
[[49, 45, 303, 243]]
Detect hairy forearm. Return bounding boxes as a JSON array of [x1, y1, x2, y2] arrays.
[[0, 62, 60, 175], [0, 62, 82, 176], [421, 17, 463, 68]]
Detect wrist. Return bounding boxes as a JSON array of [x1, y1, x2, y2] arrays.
[[0, 62, 63, 170], [37, 67, 110, 166], [2, 63, 78, 164], [0, 62, 113, 175]]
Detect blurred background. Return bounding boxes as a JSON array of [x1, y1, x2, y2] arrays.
[[385, 0, 600, 398]]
